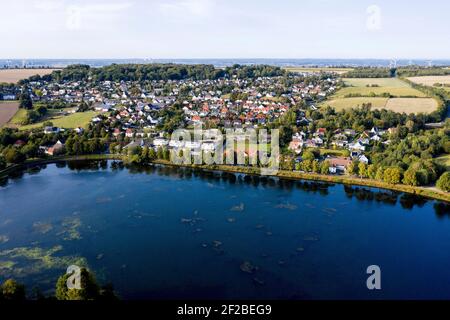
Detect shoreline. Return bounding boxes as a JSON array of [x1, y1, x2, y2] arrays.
[[1, 154, 449, 203]]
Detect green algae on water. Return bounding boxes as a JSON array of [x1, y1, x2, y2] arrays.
[[0, 245, 87, 278]]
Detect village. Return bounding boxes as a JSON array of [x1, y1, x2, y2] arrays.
[[1, 69, 407, 175]]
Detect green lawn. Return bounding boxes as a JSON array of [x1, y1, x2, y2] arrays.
[[19, 111, 101, 131], [9, 108, 28, 125]]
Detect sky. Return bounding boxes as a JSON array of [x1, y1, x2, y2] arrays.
[[0, 0, 449, 59]]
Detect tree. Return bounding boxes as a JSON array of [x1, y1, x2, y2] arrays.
[[320, 161, 330, 174], [302, 150, 315, 161], [1, 279, 26, 301], [436, 172, 450, 192], [141, 146, 150, 163], [3, 147, 25, 164], [383, 167, 402, 184], [312, 160, 320, 173], [156, 147, 164, 159], [358, 162, 367, 178], [19, 91, 33, 109], [367, 164, 377, 179], [375, 166, 385, 181], [347, 161, 359, 176], [163, 148, 170, 161], [56, 268, 104, 300], [148, 148, 157, 161], [403, 168, 420, 186]]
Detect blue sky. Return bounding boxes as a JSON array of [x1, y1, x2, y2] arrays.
[[0, 0, 448, 59]]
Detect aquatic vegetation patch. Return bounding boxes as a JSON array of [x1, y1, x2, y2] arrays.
[[0, 245, 87, 278], [33, 222, 54, 234], [57, 217, 82, 241], [0, 260, 16, 270], [0, 235, 9, 244]]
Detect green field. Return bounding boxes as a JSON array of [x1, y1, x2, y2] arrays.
[[19, 111, 100, 131], [324, 77, 437, 114], [336, 78, 426, 98], [8, 108, 28, 125]]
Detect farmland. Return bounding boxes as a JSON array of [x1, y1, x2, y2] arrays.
[[407, 75, 450, 88], [337, 78, 426, 97], [0, 102, 19, 127], [284, 67, 353, 75], [0, 69, 57, 83], [323, 77, 438, 114], [324, 97, 389, 111], [384, 98, 439, 114]]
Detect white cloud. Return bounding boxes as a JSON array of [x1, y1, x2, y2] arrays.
[[366, 5, 382, 31]]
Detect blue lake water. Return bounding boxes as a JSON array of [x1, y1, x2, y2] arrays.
[[0, 161, 449, 300]]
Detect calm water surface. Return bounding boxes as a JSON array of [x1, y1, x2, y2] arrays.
[[0, 161, 449, 300]]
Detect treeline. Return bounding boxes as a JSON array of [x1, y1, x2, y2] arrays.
[[19, 64, 286, 83], [345, 66, 450, 78], [0, 268, 117, 301], [224, 64, 286, 78], [397, 67, 450, 77], [345, 67, 394, 78]]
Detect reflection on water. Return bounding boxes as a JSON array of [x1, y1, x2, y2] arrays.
[[0, 160, 449, 300], [3, 161, 447, 217]]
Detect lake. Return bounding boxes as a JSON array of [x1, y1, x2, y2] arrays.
[[0, 161, 449, 300]]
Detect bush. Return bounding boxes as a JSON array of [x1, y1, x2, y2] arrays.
[[0, 279, 26, 301], [436, 172, 450, 192]]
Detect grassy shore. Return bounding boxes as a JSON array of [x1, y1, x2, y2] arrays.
[[1, 154, 448, 203]]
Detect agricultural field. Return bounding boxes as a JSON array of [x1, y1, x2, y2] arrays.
[[384, 98, 439, 114], [407, 75, 450, 88], [0, 102, 19, 127], [323, 77, 438, 114], [18, 111, 100, 131], [0, 69, 57, 83], [324, 97, 389, 111], [323, 97, 438, 114], [337, 78, 426, 97], [284, 67, 353, 75]]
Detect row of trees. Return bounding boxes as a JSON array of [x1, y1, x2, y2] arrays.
[[20, 64, 286, 84], [345, 66, 450, 78]]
